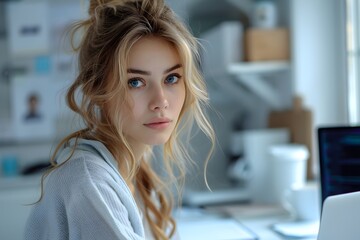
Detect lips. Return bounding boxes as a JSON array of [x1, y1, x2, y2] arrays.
[[144, 118, 172, 130]]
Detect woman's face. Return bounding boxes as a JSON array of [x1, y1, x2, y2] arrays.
[[120, 36, 186, 146]]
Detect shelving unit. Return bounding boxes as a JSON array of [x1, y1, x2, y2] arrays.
[[227, 61, 291, 75], [227, 61, 292, 110]]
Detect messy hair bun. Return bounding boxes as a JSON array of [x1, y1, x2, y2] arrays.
[[88, 0, 166, 17], [88, 0, 112, 16]]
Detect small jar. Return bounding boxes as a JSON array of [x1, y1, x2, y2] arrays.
[[252, 1, 278, 29]]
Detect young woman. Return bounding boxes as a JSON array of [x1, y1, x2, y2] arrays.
[[25, 0, 214, 239]]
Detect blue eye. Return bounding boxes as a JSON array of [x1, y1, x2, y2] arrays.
[[128, 78, 144, 88], [165, 74, 181, 84]]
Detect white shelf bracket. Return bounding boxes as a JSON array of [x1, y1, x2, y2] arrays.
[[233, 74, 282, 109]]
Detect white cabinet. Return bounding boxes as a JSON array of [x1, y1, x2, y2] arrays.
[[200, 21, 293, 111]]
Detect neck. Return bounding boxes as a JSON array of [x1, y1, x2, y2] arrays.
[[119, 138, 148, 179], [121, 139, 148, 196], [129, 139, 147, 163]]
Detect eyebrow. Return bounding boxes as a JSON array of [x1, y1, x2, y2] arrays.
[[127, 64, 182, 75]]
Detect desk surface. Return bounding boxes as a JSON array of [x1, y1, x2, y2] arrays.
[[207, 204, 289, 239], [176, 203, 319, 240]]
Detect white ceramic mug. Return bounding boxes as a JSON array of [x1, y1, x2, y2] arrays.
[[282, 182, 320, 221], [270, 144, 308, 204]]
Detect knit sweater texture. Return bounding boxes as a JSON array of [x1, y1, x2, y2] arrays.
[[24, 139, 147, 240]]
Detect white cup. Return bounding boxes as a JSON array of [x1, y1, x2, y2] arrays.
[[270, 144, 308, 204], [282, 182, 320, 221], [241, 128, 289, 203]]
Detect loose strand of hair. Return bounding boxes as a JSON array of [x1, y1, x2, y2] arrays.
[[33, 131, 86, 204], [136, 162, 176, 239]]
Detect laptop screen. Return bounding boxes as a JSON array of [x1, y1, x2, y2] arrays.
[[318, 126, 360, 203]]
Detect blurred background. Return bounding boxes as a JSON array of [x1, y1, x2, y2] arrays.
[[0, 0, 358, 239]]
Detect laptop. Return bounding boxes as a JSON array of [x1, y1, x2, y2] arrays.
[[318, 126, 360, 203], [317, 126, 360, 239], [317, 191, 360, 240]]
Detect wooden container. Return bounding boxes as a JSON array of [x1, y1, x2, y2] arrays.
[[267, 96, 314, 179], [244, 28, 290, 61]]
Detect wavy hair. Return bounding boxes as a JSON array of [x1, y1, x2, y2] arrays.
[[42, 0, 215, 239]]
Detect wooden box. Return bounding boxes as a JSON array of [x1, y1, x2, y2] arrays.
[[244, 28, 290, 61], [267, 96, 314, 179]]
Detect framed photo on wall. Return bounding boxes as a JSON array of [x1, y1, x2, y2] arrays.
[[5, 2, 50, 57], [10, 75, 55, 141]]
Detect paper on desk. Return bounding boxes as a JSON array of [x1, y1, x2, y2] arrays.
[[177, 218, 257, 240], [271, 220, 319, 238]]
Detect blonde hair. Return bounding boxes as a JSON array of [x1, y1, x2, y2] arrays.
[[43, 0, 215, 239]]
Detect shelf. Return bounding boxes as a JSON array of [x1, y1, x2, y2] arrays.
[[227, 61, 291, 75], [0, 174, 41, 190], [0, 116, 77, 146], [227, 61, 291, 110]]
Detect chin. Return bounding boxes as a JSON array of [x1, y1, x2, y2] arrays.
[[146, 136, 171, 146]]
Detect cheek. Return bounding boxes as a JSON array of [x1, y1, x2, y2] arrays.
[[107, 95, 135, 126], [172, 86, 186, 114], [126, 94, 145, 121]]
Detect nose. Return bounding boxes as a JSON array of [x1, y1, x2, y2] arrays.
[[149, 86, 169, 111]]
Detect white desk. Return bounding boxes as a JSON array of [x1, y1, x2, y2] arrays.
[[176, 203, 319, 240], [207, 204, 289, 239]]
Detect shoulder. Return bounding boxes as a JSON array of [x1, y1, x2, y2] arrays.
[[48, 148, 123, 194], [46, 145, 139, 207], [26, 150, 145, 240], [43, 147, 143, 224]]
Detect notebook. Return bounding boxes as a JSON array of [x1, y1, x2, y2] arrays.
[[317, 191, 360, 240], [317, 126, 360, 203], [177, 218, 257, 240]]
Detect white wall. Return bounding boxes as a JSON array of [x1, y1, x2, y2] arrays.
[[290, 0, 348, 177], [290, 0, 348, 127]]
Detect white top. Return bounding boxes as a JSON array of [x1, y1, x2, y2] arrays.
[[24, 138, 159, 240]]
